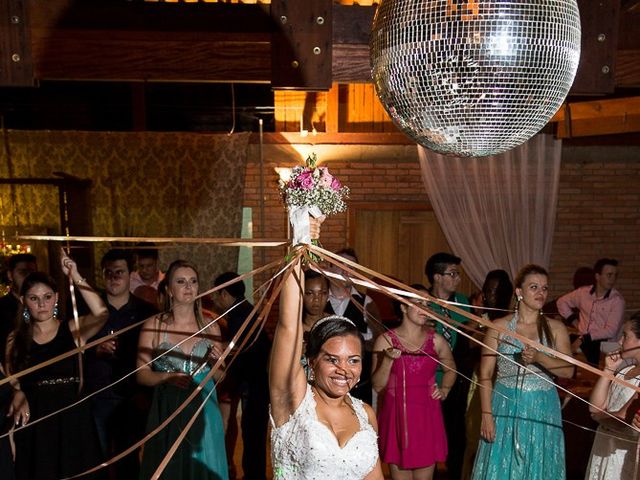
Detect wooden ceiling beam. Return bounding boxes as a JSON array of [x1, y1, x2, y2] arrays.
[[551, 97, 640, 138], [21, 0, 640, 90], [622, 0, 640, 12]]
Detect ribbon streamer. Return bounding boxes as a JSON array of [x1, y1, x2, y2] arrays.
[[5, 239, 638, 475], [59, 257, 294, 479], [307, 249, 640, 455], [17, 235, 287, 247], [310, 244, 640, 442]]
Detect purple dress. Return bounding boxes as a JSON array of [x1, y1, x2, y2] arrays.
[[377, 329, 447, 469]]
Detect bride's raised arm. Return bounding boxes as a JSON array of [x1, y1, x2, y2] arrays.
[[269, 258, 306, 425], [269, 217, 323, 426]]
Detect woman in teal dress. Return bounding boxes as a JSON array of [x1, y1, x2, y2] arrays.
[[137, 260, 228, 480], [471, 265, 574, 480]]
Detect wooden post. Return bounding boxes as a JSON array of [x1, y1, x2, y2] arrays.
[[0, 0, 33, 86], [571, 0, 620, 94], [270, 0, 333, 90]]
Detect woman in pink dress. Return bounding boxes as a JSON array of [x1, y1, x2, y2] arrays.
[[372, 284, 456, 480]]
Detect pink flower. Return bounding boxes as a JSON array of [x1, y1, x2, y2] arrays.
[[331, 178, 342, 190], [296, 171, 314, 190], [318, 169, 334, 188]]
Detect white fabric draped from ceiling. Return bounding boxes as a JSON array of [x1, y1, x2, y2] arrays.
[[417, 134, 562, 288]]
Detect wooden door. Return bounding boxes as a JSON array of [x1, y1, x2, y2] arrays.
[[351, 207, 475, 297]]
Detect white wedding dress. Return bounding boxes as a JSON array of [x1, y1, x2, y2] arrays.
[[270, 383, 379, 479], [586, 365, 640, 480]]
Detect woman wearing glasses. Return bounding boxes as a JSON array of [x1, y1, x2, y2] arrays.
[[372, 284, 456, 480]]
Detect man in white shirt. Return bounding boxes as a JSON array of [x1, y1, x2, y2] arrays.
[[325, 248, 381, 404]]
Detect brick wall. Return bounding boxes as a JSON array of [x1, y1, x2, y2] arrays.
[[244, 142, 640, 315], [549, 145, 640, 315], [243, 143, 426, 281]]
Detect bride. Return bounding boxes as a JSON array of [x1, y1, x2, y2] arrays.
[[269, 218, 384, 479]]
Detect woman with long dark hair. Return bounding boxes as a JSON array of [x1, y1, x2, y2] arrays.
[[137, 259, 228, 479], [462, 270, 514, 479], [471, 264, 573, 480], [6, 250, 108, 480]]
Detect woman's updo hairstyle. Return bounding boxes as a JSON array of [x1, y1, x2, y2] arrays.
[[305, 315, 365, 360], [514, 264, 548, 290]]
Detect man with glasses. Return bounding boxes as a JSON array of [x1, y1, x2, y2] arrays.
[[425, 252, 471, 480], [84, 249, 157, 478]]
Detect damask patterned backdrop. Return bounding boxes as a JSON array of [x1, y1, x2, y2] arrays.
[[0, 130, 251, 286]]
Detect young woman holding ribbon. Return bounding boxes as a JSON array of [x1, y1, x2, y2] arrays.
[[372, 284, 456, 480], [137, 259, 228, 480], [471, 264, 573, 480], [6, 249, 108, 480], [585, 311, 640, 479]]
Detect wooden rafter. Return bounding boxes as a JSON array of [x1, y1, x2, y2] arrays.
[[551, 97, 640, 138], [23, 0, 640, 91]]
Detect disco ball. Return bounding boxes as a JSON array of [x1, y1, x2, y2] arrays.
[[370, 0, 581, 157]]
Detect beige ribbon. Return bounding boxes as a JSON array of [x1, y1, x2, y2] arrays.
[[60, 255, 296, 479], [18, 234, 287, 247]]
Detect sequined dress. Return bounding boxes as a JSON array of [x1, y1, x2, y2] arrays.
[[139, 330, 228, 480], [377, 329, 447, 469], [586, 365, 640, 479], [270, 383, 379, 479], [471, 315, 565, 480]]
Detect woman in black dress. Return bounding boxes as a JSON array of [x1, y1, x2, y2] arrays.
[[5, 249, 108, 480]]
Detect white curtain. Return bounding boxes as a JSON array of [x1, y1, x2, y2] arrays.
[[417, 134, 562, 288]]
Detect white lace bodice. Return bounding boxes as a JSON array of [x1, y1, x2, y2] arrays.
[[270, 383, 379, 479], [607, 365, 640, 412]]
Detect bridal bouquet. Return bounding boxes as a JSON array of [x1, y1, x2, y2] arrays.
[[278, 153, 350, 245]]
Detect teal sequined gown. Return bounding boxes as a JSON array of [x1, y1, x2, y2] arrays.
[[139, 334, 228, 480], [471, 316, 566, 480]]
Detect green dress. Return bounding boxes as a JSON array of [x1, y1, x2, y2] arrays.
[[140, 332, 228, 480], [471, 315, 565, 479]]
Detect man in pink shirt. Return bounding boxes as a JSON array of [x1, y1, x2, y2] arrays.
[[557, 258, 625, 366]]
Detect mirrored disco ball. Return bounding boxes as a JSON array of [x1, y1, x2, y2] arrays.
[[371, 0, 581, 157]]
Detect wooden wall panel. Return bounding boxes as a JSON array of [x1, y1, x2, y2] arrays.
[[274, 88, 331, 132], [339, 83, 395, 133]]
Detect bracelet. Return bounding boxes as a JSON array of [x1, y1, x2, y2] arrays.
[[74, 277, 87, 286]]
